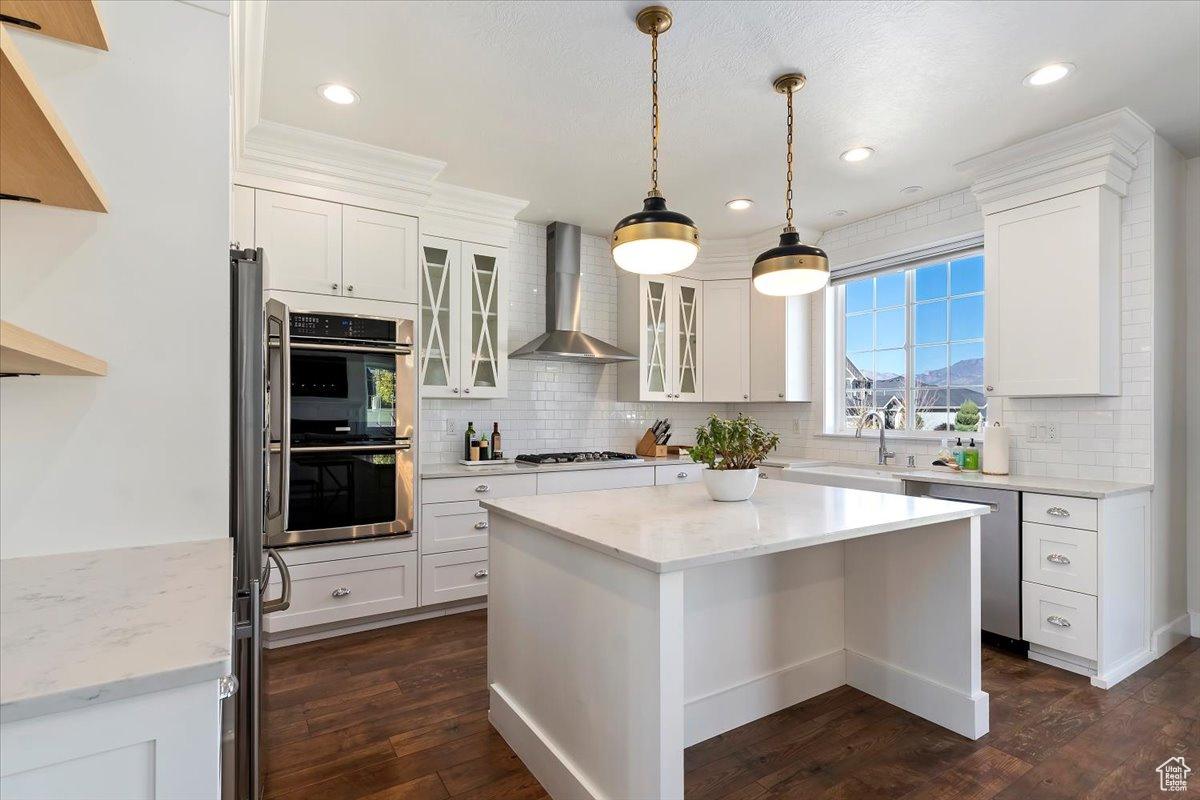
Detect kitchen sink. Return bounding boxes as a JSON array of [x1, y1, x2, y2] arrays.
[[781, 463, 911, 494]]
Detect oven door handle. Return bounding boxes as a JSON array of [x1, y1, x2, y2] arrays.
[[288, 341, 412, 356], [290, 442, 413, 454]]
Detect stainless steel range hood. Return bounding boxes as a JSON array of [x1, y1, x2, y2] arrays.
[[509, 222, 637, 364]]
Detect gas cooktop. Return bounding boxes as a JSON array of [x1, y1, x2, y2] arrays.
[[515, 451, 643, 465]]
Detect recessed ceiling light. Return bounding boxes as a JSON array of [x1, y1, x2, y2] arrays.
[[840, 147, 874, 163], [829, 209, 849, 217], [1022, 63, 1075, 87], [318, 83, 360, 105], [725, 198, 754, 211], [900, 185, 923, 195]]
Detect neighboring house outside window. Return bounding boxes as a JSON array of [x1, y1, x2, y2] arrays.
[[835, 251, 986, 434]]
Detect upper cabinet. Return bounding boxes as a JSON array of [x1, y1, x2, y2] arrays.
[[618, 274, 702, 402], [702, 280, 750, 402], [749, 288, 812, 402], [419, 236, 507, 399], [983, 187, 1120, 396], [241, 188, 419, 305]]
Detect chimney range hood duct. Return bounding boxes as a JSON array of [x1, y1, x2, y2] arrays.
[[509, 222, 637, 364]]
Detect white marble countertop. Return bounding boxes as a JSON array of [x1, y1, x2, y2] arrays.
[[0, 538, 232, 723], [482, 480, 987, 573], [421, 453, 697, 479], [899, 469, 1150, 498]]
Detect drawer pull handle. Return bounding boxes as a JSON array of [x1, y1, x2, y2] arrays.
[[1046, 507, 1071, 518], [474, 521, 489, 530], [474, 569, 489, 579], [1046, 615, 1071, 628], [676, 472, 688, 479], [1046, 553, 1071, 565], [759, 472, 767, 478], [331, 587, 351, 598], [475, 484, 490, 493]]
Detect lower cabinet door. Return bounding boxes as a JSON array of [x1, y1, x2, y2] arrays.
[[1022, 580, 1098, 660], [421, 547, 489, 606], [421, 500, 489, 554], [264, 551, 418, 632]]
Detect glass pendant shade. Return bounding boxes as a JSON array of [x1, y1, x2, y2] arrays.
[[752, 230, 830, 296], [611, 195, 699, 275]]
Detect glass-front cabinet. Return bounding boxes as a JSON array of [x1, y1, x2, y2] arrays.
[[625, 274, 702, 402], [419, 236, 508, 399]]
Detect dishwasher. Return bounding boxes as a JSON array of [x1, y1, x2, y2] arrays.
[[904, 481, 1024, 650]]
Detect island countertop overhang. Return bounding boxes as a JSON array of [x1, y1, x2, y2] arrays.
[[481, 481, 988, 573]]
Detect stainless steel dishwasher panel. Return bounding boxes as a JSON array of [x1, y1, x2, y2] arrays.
[[905, 481, 1021, 641]]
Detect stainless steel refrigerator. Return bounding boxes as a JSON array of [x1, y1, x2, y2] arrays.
[[227, 247, 292, 800]]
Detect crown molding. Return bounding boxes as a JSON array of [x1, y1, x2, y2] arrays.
[[956, 108, 1154, 214], [422, 182, 530, 247]]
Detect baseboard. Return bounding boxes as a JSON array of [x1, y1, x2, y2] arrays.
[[263, 600, 487, 648], [489, 683, 602, 800], [1191, 610, 1200, 638], [845, 650, 988, 740], [1027, 645, 1096, 677], [683, 650, 845, 747], [1152, 613, 1192, 657], [1091, 649, 1154, 689]]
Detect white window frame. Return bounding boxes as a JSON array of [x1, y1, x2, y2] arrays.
[[826, 243, 985, 437]]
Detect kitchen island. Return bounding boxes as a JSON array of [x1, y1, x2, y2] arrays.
[[482, 480, 990, 800]]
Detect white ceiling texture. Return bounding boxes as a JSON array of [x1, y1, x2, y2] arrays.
[[259, 0, 1200, 239]]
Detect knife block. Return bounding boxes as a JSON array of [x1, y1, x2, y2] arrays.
[[635, 429, 668, 458]]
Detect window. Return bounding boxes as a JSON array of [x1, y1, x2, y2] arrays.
[[836, 252, 986, 433]]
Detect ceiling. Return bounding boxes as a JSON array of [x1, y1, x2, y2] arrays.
[[258, 0, 1200, 239]]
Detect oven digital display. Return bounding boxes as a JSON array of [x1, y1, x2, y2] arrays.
[[290, 313, 396, 342]]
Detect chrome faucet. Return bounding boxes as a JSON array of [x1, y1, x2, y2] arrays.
[[856, 410, 895, 466]]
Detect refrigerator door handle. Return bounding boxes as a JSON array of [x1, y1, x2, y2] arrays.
[[262, 548, 292, 614]]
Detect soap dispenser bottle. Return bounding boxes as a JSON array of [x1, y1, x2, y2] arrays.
[[953, 438, 965, 468], [964, 438, 980, 472]]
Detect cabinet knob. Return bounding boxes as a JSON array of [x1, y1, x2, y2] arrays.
[[331, 587, 351, 598], [474, 520, 489, 529], [986, 385, 994, 392], [464, 388, 471, 394], [1046, 615, 1071, 628], [778, 392, 785, 398], [676, 472, 688, 479], [475, 484, 490, 493], [1046, 553, 1071, 565], [474, 569, 489, 579], [452, 387, 460, 394], [347, 285, 354, 293], [743, 394, 749, 400], [331, 283, 338, 291]]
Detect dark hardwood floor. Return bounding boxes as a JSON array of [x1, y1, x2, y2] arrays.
[[265, 610, 1199, 799]]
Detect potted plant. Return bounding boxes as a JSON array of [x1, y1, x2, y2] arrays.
[[691, 413, 781, 502]]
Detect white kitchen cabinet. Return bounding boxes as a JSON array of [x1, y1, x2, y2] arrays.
[[983, 187, 1120, 397], [419, 236, 508, 399], [421, 547, 490, 606], [702, 280, 750, 402], [618, 274, 703, 402], [242, 188, 419, 304], [536, 466, 655, 495], [750, 289, 811, 402], [654, 462, 705, 484], [342, 205, 420, 304]]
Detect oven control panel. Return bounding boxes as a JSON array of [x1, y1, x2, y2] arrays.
[[290, 313, 396, 342]]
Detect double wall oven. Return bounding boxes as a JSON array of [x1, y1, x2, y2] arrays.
[[267, 301, 416, 548]]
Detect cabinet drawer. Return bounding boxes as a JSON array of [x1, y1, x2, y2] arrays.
[[421, 500, 489, 554], [1022, 581, 1097, 660], [1022, 493, 1097, 531], [1022, 522, 1097, 595], [421, 548, 489, 606], [536, 467, 654, 495], [421, 473, 537, 504], [264, 551, 418, 633], [654, 463, 705, 485]]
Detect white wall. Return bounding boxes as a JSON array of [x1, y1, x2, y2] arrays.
[[420, 222, 729, 464], [1186, 156, 1200, 636], [0, 1, 230, 558]]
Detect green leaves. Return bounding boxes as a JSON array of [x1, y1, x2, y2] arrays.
[[690, 413, 780, 471]]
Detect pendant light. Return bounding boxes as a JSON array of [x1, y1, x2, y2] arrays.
[[611, 6, 699, 275], [752, 74, 829, 296]]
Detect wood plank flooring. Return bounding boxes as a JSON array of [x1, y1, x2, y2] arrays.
[[265, 611, 1199, 799]]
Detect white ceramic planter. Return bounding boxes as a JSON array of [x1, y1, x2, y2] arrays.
[[701, 468, 760, 502]]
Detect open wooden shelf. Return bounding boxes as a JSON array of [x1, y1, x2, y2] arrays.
[[0, 320, 107, 376], [0, 24, 107, 211], [0, 0, 107, 50]]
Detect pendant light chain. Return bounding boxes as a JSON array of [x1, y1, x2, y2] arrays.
[[650, 24, 660, 195], [784, 86, 795, 231]]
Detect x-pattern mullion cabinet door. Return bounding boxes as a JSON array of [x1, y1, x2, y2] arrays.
[[460, 243, 508, 398], [419, 236, 463, 398], [639, 276, 674, 401], [672, 277, 703, 402]]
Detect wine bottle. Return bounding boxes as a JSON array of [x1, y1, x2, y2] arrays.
[[479, 434, 490, 462], [491, 422, 502, 459], [464, 421, 475, 460]]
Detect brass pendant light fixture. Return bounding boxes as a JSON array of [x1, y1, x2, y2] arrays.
[[752, 74, 830, 296], [611, 6, 700, 275]]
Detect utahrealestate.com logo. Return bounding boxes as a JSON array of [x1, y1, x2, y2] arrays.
[[1157, 756, 1191, 792]]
